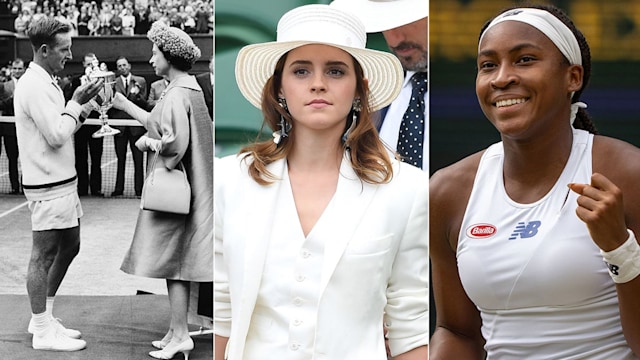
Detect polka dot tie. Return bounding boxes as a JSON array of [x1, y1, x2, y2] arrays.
[[396, 72, 427, 168]]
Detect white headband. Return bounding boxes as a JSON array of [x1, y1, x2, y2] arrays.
[[480, 8, 586, 124], [479, 8, 582, 66]]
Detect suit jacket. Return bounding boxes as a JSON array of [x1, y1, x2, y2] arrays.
[[195, 72, 212, 121], [214, 153, 429, 359], [110, 74, 147, 134], [0, 79, 16, 116], [110, 74, 148, 119], [147, 78, 168, 109], [63, 73, 101, 120], [0, 80, 17, 134], [0, 82, 7, 115], [374, 105, 389, 132]]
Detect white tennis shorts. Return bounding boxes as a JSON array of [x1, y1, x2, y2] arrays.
[[28, 192, 83, 231]]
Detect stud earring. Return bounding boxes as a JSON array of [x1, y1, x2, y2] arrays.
[[274, 98, 292, 145], [342, 98, 361, 143]]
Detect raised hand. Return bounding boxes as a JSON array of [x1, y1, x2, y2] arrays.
[[568, 173, 629, 251], [72, 78, 104, 105]]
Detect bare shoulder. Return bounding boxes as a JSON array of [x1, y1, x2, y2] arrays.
[[430, 150, 485, 250], [593, 135, 640, 232], [593, 135, 640, 181], [430, 150, 485, 209]]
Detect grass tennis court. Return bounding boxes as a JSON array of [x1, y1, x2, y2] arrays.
[[0, 194, 167, 296], [0, 119, 166, 294]]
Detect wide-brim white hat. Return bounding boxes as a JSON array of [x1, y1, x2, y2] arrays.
[[330, 0, 429, 33], [235, 4, 404, 112]]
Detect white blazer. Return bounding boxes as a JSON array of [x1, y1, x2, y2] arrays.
[[214, 153, 429, 359]]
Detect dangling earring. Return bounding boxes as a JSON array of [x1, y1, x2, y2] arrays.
[[273, 97, 292, 145], [342, 98, 361, 143]]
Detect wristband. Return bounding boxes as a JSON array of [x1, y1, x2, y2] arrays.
[[601, 229, 640, 284]]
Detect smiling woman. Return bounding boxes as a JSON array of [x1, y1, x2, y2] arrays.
[[475, 19, 584, 141], [429, 4, 640, 360]]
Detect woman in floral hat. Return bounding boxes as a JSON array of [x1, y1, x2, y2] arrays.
[[113, 21, 213, 360]]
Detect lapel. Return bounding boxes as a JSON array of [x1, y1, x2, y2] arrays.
[[231, 154, 379, 358], [6, 80, 15, 94], [374, 105, 389, 132], [237, 157, 286, 325], [239, 152, 379, 296], [318, 151, 378, 292], [156, 81, 167, 93], [116, 76, 127, 94]]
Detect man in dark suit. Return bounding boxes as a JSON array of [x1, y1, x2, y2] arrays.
[[0, 58, 25, 194], [332, 0, 428, 171], [195, 55, 213, 121], [109, 56, 147, 197], [147, 76, 168, 109], [63, 52, 104, 196]]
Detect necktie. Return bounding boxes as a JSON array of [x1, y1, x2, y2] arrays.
[[396, 72, 427, 169]]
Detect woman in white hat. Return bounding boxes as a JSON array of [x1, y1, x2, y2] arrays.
[[215, 4, 428, 360], [112, 21, 213, 360]]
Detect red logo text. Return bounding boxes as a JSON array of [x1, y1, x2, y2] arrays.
[[467, 224, 497, 239]]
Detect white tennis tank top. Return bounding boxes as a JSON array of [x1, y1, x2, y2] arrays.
[[457, 129, 637, 359]]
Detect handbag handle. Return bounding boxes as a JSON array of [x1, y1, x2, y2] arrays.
[[147, 151, 188, 187]]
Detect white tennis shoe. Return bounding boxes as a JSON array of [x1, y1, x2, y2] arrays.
[[28, 317, 82, 339], [32, 324, 86, 352]]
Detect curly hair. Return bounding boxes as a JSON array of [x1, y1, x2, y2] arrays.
[[239, 51, 394, 186]]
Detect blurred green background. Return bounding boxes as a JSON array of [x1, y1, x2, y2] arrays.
[[214, 0, 393, 157]]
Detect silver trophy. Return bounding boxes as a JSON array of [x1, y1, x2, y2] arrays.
[[89, 70, 120, 138]]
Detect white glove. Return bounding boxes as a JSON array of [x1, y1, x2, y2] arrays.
[[135, 135, 162, 152]]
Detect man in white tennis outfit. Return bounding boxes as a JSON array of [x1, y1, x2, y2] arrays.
[[14, 17, 103, 352]]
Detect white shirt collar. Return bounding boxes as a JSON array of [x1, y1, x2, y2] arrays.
[[403, 70, 416, 88], [29, 62, 62, 92], [29, 62, 57, 83]]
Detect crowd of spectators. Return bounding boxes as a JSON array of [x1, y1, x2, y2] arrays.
[[10, 0, 213, 36]]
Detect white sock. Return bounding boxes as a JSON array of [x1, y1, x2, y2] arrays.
[[46, 297, 55, 319], [31, 312, 51, 335]]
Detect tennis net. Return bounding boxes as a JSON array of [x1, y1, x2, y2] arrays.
[[0, 116, 146, 198]]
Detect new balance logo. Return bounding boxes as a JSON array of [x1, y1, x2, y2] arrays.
[[501, 9, 524, 18], [508, 221, 541, 240], [605, 261, 620, 276]]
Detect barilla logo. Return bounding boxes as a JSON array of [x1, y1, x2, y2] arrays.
[[466, 224, 497, 239]]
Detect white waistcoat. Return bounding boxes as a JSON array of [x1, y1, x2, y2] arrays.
[[244, 166, 328, 359]]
